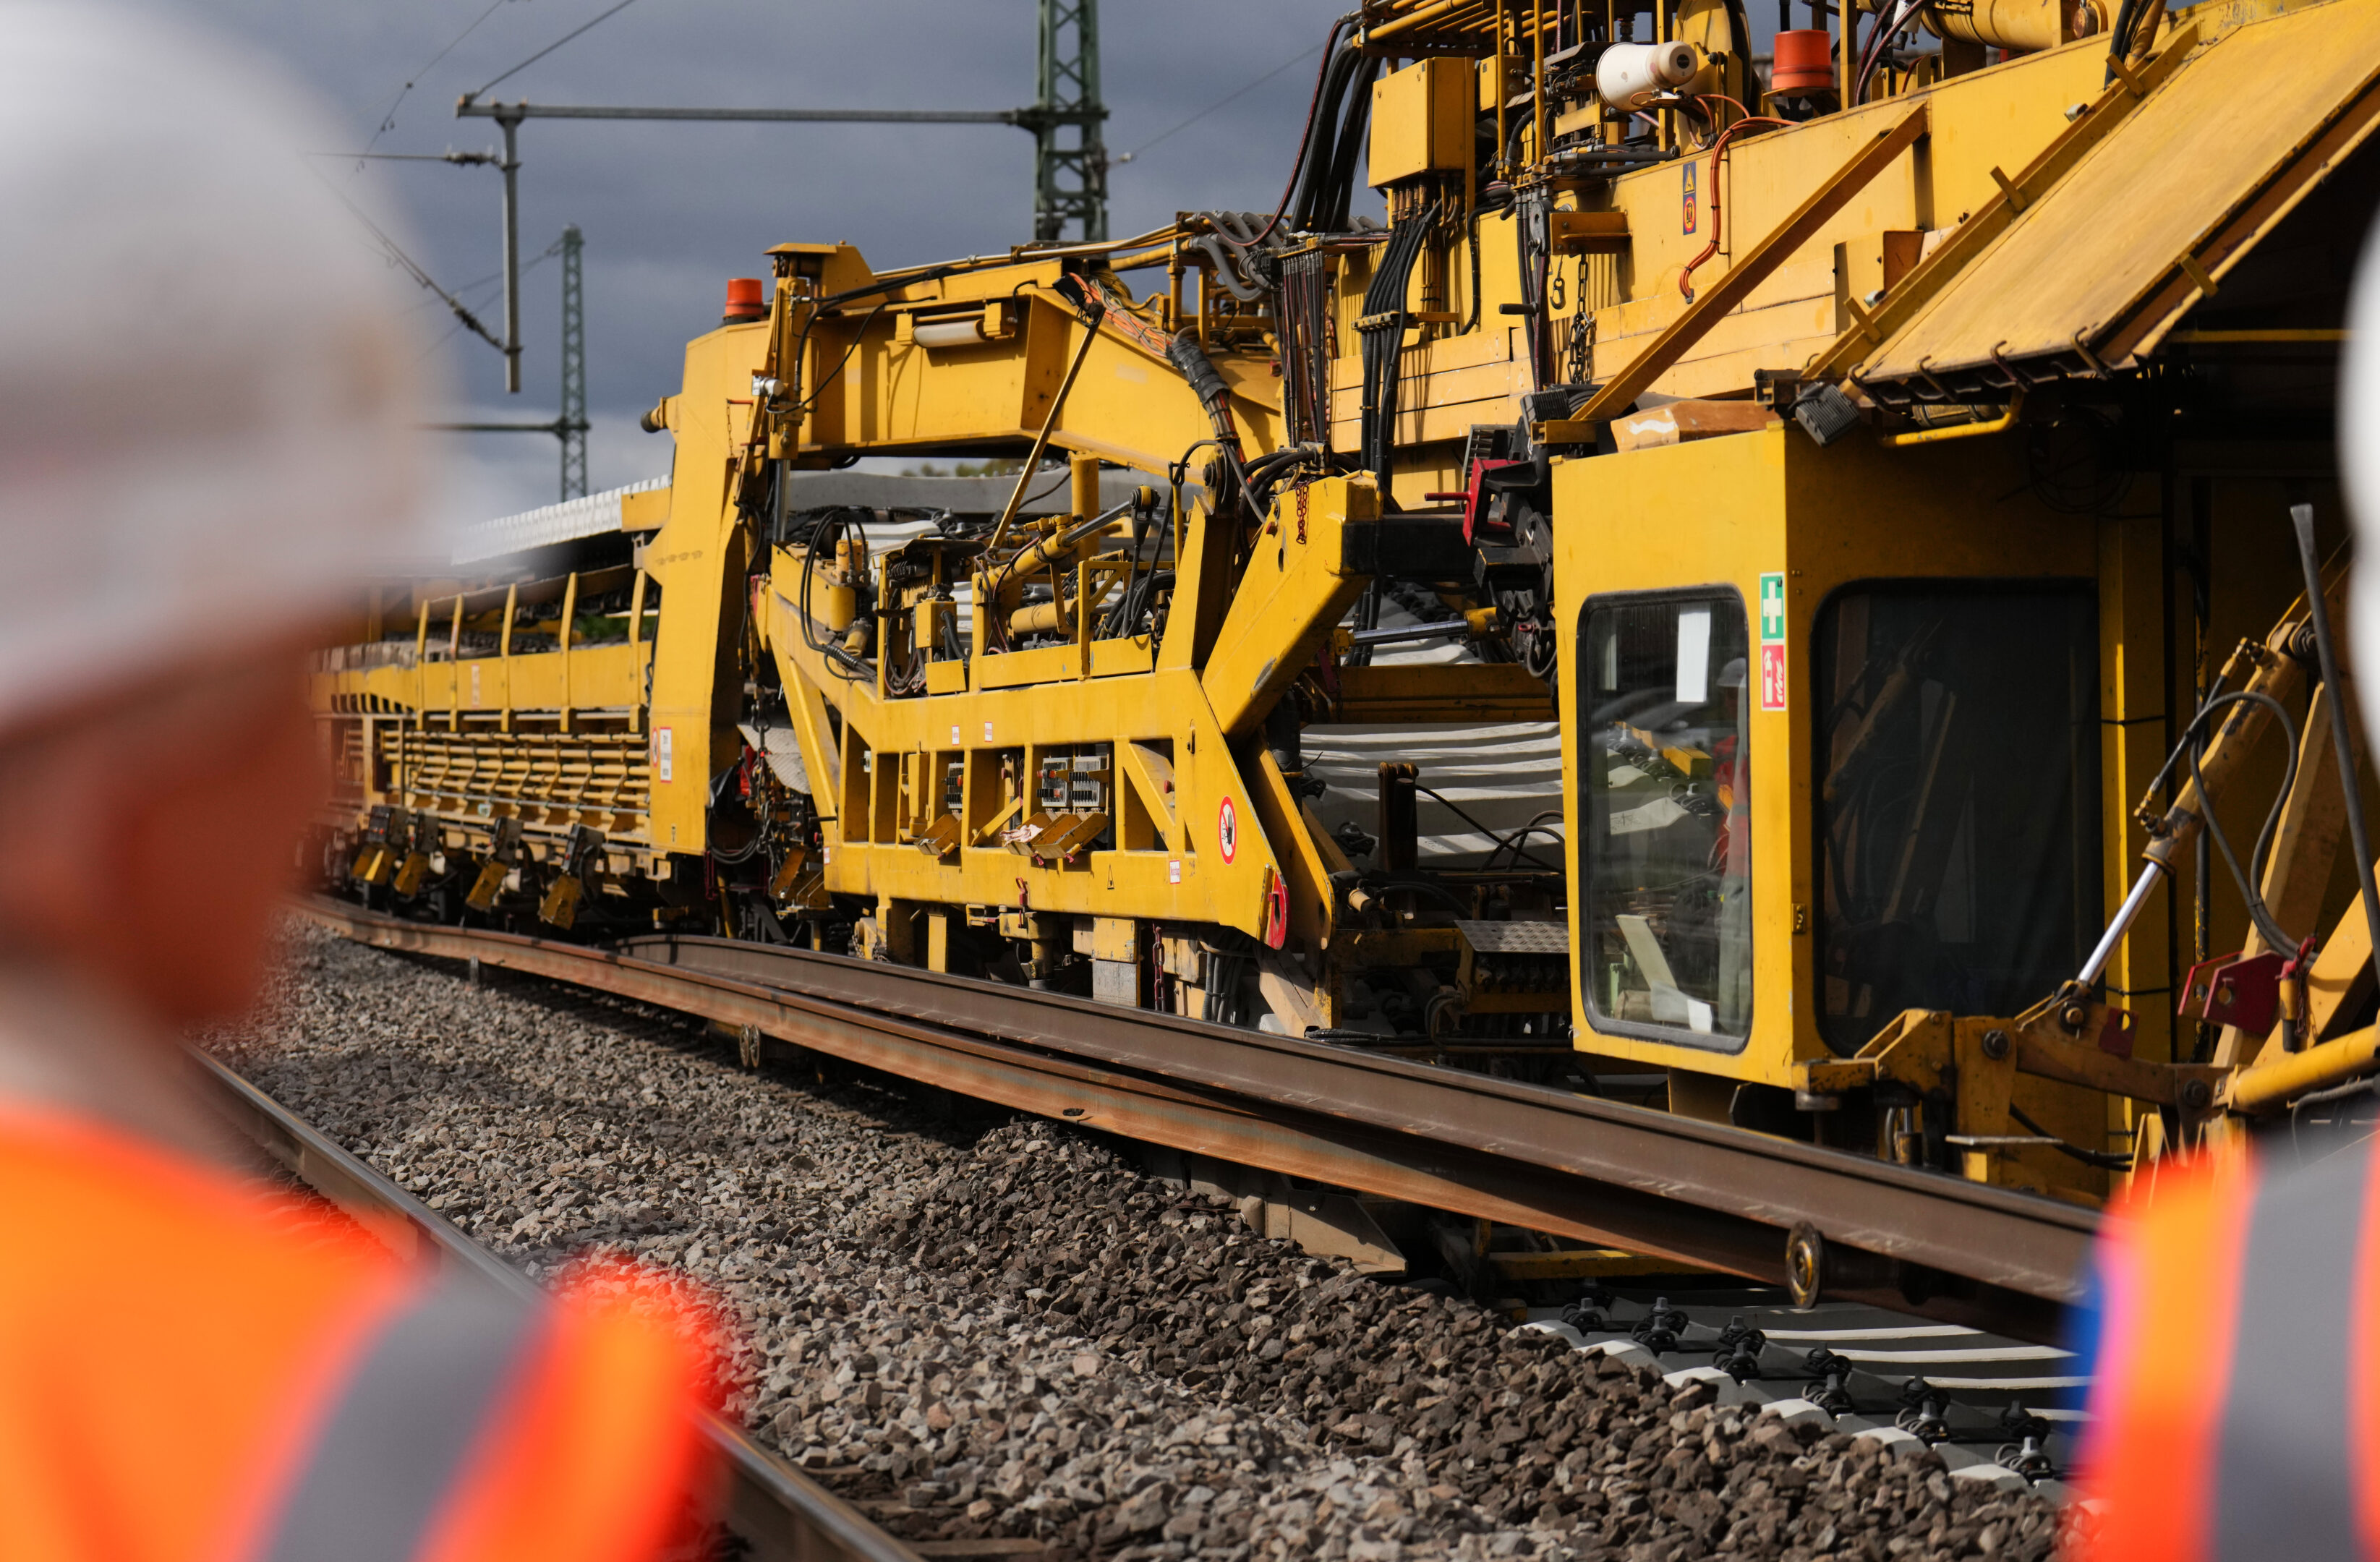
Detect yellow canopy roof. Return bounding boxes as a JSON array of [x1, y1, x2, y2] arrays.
[[1858, 0, 2380, 400]]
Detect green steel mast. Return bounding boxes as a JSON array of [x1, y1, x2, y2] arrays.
[[1025, 0, 1108, 242]]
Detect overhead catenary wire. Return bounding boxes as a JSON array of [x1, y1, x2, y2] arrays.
[[470, 0, 642, 100], [1115, 40, 1326, 166], [409, 235, 567, 365], [307, 165, 507, 356], [364, 0, 513, 152]]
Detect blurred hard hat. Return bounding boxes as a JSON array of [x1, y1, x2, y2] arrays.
[[0, 1, 430, 735], [2348, 213, 2380, 745]]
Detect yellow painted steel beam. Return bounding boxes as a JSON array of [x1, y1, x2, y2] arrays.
[[1577, 103, 1929, 422], [1200, 474, 1383, 736]]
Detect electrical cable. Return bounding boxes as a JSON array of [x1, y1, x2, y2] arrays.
[[2288, 505, 2380, 998], [1417, 786, 1560, 871], [2008, 1104, 2134, 1171], [364, 0, 512, 152], [1119, 39, 1328, 171], [308, 168, 507, 355], [2104, 0, 2143, 81], [312, 150, 501, 166], [1297, 44, 1381, 234], [471, 0, 641, 99], [1356, 205, 1438, 486], [1098, 495, 1159, 641], [1226, 15, 1357, 247], [796, 508, 875, 681], [1005, 467, 1073, 516], [791, 301, 890, 414], [1359, 874, 1476, 916], [407, 238, 563, 364], [1288, 43, 1360, 229], [1854, 0, 1935, 103], [1484, 809, 1567, 871], [2178, 689, 2300, 955]]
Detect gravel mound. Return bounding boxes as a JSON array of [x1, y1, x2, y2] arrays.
[[206, 926, 2063, 1561]]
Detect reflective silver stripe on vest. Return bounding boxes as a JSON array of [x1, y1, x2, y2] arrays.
[[255, 1271, 545, 1562], [2214, 1131, 2372, 1561]]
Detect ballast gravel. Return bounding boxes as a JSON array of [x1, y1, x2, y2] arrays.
[[205, 926, 2065, 1562]]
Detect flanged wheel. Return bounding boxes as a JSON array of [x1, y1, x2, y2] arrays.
[[1786, 1221, 1825, 1310]]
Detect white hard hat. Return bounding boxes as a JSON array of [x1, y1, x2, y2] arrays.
[[0, 2, 431, 734], [2347, 212, 2380, 745]]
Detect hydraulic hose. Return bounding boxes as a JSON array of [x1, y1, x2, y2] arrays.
[[1188, 234, 1265, 300], [1167, 328, 1236, 430], [2081, 687, 2301, 989], [1221, 17, 1349, 253], [2186, 690, 2300, 956], [796, 508, 874, 682], [2290, 503, 2380, 976]]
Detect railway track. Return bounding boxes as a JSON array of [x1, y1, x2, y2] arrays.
[[1529, 1286, 2078, 1500], [295, 895, 2093, 1346], [222, 911, 2077, 1555], [193, 1049, 924, 1562]]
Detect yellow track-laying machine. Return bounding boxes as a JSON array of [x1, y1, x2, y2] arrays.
[[318, 0, 2380, 1208]]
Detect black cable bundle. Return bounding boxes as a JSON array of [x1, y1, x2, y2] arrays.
[[1289, 40, 1382, 234], [1348, 207, 1439, 667], [1356, 210, 1438, 490], [1279, 249, 1334, 445]]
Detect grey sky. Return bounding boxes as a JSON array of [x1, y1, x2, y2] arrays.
[[169, 0, 1344, 524]]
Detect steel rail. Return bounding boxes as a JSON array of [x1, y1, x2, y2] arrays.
[[295, 897, 2095, 1342], [192, 1049, 921, 1562]]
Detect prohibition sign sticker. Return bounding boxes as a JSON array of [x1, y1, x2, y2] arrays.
[[1217, 795, 1240, 864]]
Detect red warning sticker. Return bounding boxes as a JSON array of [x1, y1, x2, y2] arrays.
[[1217, 795, 1240, 864]]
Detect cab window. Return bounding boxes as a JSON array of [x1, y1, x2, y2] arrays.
[[1812, 583, 2100, 1054], [1577, 590, 1752, 1046]]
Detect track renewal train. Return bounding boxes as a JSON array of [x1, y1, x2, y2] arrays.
[[317, 0, 2380, 1214]]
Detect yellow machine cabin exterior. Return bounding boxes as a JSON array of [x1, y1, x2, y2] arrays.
[[313, 0, 2380, 1208]]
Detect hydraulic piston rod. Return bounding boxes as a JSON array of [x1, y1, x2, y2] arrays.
[[2078, 861, 2166, 991]]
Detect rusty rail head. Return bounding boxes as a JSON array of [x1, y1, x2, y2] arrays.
[[192, 1047, 922, 1562], [294, 897, 2093, 1342]]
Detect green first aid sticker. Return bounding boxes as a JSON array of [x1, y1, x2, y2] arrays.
[[1759, 572, 1786, 644]]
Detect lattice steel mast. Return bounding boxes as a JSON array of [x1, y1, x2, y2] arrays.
[[558, 223, 587, 499], [1025, 0, 1108, 242]]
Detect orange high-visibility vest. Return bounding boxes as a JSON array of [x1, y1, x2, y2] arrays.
[[2078, 1132, 2380, 1561], [0, 1105, 715, 1562]]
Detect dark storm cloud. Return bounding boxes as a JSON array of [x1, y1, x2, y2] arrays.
[[169, 0, 1343, 516]]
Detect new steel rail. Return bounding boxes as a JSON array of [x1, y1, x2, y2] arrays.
[[194, 1048, 923, 1562], [294, 897, 2097, 1342]]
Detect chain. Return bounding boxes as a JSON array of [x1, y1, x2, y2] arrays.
[[1565, 265, 1598, 386], [1295, 479, 1310, 545]]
